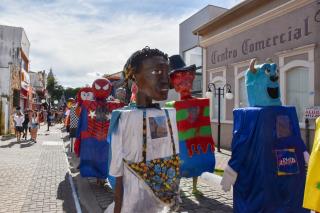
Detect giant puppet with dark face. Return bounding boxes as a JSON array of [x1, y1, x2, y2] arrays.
[[166, 55, 215, 195], [106, 47, 180, 213], [75, 78, 124, 181]]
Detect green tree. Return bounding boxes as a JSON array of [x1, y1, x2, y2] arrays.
[[46, 74, 64, 104], [64, 87, 81, 99]]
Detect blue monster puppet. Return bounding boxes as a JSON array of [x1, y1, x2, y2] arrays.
[[220, 59, 310, 213], [246, 58, 281, 106]]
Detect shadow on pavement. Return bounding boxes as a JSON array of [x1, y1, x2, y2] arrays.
[[62, 135, 70, 142], [1, 135, 15, 141], [20, 140, 36, 148], [177, 191, 233, 213], [0, 140, 20, 148], [0, 140, 33, 148], [57, 173, 77, 213]]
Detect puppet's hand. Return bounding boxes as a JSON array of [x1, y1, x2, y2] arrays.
[[220, 165, 238, 192]]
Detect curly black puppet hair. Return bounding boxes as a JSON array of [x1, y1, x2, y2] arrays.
[[123, 46, 168, 88]]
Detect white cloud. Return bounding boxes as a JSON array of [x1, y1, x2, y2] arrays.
[[87, 72, 103, 77], [0, 0, 242, 87], [0, 0, 185, 87]]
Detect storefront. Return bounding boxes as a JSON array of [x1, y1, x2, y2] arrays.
[[20, 68, 30, 111], [193, 0, 320, 149]]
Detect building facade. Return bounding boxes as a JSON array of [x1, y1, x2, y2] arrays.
[[29, 70, 47, 111], [0, 25, 30, 135], [180, 5, 227, 97], [191, 0, 320, 150]]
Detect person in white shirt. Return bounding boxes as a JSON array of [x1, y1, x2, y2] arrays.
[[13, 111, 25, 142], [30, 111, 39, 143], [106, 47, 180, 213]]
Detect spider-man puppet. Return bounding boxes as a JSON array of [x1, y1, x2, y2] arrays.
[[75, 78, 124, 179], [166, 55, 215, 194], [71, 87, 93, 147]]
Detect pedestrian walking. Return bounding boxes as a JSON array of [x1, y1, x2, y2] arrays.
[[22, 110, 30, 140], [43, 110, 47, 125], [30, 111, 39, 143], [13, 111, 24, 142], [47, 110, 51, 131], [13, 106, 21, 136]]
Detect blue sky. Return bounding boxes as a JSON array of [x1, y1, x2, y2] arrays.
[[0, 0, 243, 87]]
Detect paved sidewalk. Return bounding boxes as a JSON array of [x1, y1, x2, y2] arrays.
[[0, 124, 76, 213]]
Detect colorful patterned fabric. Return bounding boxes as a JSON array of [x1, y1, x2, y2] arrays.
[[107, 107, 180, 212], [124, 109, 180, 205], [70, 106, 79, 129], [166, 98, 215, 177], [304, 117, 320, 212]]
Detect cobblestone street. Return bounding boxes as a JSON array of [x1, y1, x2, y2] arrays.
[[0, 124, 76, 213]]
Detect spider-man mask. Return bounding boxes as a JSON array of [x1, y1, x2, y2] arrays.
[[76, 87, 94, 105], [92, 78, 112, 100]]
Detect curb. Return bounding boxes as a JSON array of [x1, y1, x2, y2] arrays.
[[61, 130, 82, 213]]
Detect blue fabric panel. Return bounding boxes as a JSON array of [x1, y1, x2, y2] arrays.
[[78, 106, 109, 179], [229, 106, 309, 213], [80, 137, 109, 178], [179, 141, 215, 178]]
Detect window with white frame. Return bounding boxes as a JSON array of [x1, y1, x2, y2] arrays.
[[238, 76, 248, 108], [184, 47, 202, 70], [286, 66, 309, 122], [210, 80, 225, 121], [278, 44, 315, 126], [233, 60, 250, 109]]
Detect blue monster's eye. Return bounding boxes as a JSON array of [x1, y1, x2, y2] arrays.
[[265, 68, 271, 76]]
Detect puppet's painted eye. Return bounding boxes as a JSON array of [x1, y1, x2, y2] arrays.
[[81, 92, 86, 100], [265, 68, 271, 76], [95, 83, 101, 90], [103, 84, 109, 91], [87, 92, 93, 100], [151, 69, 163, 75]]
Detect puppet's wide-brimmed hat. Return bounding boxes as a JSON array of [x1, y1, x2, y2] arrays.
[[169, 55, 196, 75]]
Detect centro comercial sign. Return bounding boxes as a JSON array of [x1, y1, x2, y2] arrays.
[[207, 2, 319, 67]]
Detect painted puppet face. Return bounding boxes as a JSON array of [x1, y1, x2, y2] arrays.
[[246, 62, 281, 106], [67, 99, 75, 108], [134, 56, 170, 101], [115, 87, 126, 103], [76, 87, 94, 105], [170, 70, 195, 100], [92, 78, 112, 100]]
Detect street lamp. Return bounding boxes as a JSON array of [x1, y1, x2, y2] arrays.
[[206, 83, 233, 152], [41, 99, 46, 104], [54, 100, 58, 105]]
